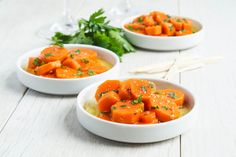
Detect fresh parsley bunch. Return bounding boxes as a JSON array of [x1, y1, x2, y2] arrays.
[[51, 9, 135, 60]]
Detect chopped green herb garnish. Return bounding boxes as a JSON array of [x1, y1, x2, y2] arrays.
[[80, 58, 89, 64], [132, 95, 142, 105], [128, 25, 133, 30], [98, 91, 108, 98], [44, 53, 53, 57], [111, 106, 117, 110], [141, 86, 147, 92], [181, 29, 186, 32], [75, 49, 81, 54], [87, 70, 95, 76], [33, 58, 40, 66], [75, 70, 83, 76], [40, 61, 46, 66], [138, 17, 143, 23], [70, 54, 75, 59], [169, 25, 174, 31], [151, 106, 159, 109], [120, 105, 127, 108], [149, 82, 154, 88], [176, 19, 181, 22], [162, 106, 169, 110], [167, 92, 177, 99]]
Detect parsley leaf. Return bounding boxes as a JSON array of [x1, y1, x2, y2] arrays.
[[33, 58, 41, 66]]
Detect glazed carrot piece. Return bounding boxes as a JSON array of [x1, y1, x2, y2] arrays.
[[62, 57, 81, 70], [170, 18, 184, 31], [111, 100, 144, 124], [95, 80, 121, 101], [98, 91, 121, 112], [151, 11, 169, 24], [28, 57, 38, 69], [130, 79, 156, 102], [182, 18, 192, 31], [89, 65, 109, 74], [175, 29, 192, 36], [143, 16, 156, 26], [119, 79, 133, 100], [55, 67, 78, 78], [42, 73, 57, 78], [146, 94, 180, 122], [158, 89, 185, 106], [69, 48, 97, 60], [162, 22, 176, 36], [97, 114, 111, 121], [35, 60, 61, 75], [40, 45, 69, 62], [125, 23, 145, 31], [139, 111, 158, 124], [145, 25, 162, 36]]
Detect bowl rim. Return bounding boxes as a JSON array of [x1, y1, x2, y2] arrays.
[[77, 77, 196, 128], [121, 14, 204, 39], [16, 44, 120, 82]]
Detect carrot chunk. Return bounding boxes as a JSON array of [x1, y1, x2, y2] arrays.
[[157, 89, 185, 106], [111, 100, 144, 124], [98, 91, 121, 112], [62, 58, 81, 70], [146, 94, 180, 122], [40, 45, 69, 62], [55, 67, 78, 78], [130, 79, 156, 102], [145, 25, 162, 36], [139, 111, 158, 124], [162, 22, 176, 36], [95, 80, 121, 101], [119, 79, 133, 100], [35, 60, 61, 75]]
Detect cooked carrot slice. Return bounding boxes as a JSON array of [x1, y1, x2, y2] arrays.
[[145, 25, 162, 36], [55, 67, 78, 78], [162, 22, 176, 36], [111, 100, 144, 124], [175, 29, 192, 36], [158, 89, 185, 106], [28, 57, 38, 69], [170, 18, 184, 31], [40, 45, 69, 62], [35, 60, 61, 75], [130, 79, 156, 102], [139, 111, 158, 124], [146, 94, 180, 122], [151, 11, 169, 24], [97, 114, 111, 121], [143, 16, 156, 26], [98, 91, 120, 112], [125, 23, 145, 31], [62, 58, 81, 70], [95, 80, 121, 101], [119, 79, 133, 100], [69, 48, 97, 60]]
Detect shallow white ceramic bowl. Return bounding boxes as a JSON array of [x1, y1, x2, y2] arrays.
[[17, 44, 120, 95], [122, 15, 204, 51], [76, 78, 196, 143]]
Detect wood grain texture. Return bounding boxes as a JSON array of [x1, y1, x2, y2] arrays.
[[179, 0, 236, 156], [0, 0, 182, 157]]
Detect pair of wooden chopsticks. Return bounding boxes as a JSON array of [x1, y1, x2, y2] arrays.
[[129, 55, 223, 80]]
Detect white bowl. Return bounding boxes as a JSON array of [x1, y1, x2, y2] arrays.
[[16, 44, 120, 95], [76, 78, 196, 143], [122, 15, 204, 51]]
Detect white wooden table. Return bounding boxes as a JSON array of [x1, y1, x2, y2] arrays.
[[0, 0, 236, 156]]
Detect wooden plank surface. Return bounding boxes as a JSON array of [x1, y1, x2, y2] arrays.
[[0, 0, 181, 157]]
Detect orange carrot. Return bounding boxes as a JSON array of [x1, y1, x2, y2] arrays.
[[158, 89, 185, 106], [55, 67, 78, 78], [139, 111, 158, 124], [111, 100, 144, 124], [145, 25, 162, 36], [130, 79, 156, 102], [162, 22, 176, 36], [95, 80, 121, 101], [98, 91, 120, 112], [35, 60, 61, 75], [143, 16, 156, 26], [119, 79, 133, 100], [146, 94, 180, 122], [62, 58, 81, 70], [40, 45, 69, 62]]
